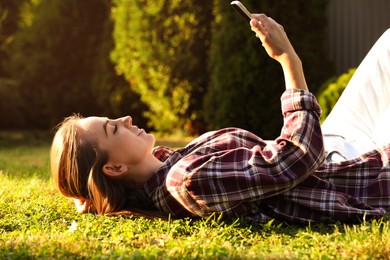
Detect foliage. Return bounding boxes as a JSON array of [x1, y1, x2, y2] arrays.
[[0, 78, 25, 128], [317, 68, 356, 123], [7, 0, 100, 128], [204, 0, 334, 139], [1, 134, 390, 259], [88, 1, 148, 126], [0, 0, 29, 128], [2, 0, 335, 135], [0, 0, 28, 77], [111, 0, 213, 134], [4, 0, 146, 129]]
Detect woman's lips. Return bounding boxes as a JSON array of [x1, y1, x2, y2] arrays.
[[137, 128, 144, 136]]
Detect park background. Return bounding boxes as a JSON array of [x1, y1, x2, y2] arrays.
[[2, 1, 390, 259], [1, 0, 389, 138]]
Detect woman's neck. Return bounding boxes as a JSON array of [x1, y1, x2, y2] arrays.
[[127, 154, 164, 187]]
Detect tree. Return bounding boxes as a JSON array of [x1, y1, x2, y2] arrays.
[[204, 0, 333, 139], [0, 0, 29, 128], [89, 0, 148, 127], [111, 0, 213, 134], [7, 0, 146, 129], [0, 0, 28, 77]]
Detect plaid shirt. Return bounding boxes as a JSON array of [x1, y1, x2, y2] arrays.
[[144, 89, 389, 223]]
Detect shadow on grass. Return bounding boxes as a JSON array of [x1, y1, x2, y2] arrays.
[[201, 212, 387, 238], [0, 130, 53, 147], [0, 130, 52, 180]]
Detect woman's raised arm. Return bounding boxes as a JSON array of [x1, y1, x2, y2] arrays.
[[250, 14, 309, 91]]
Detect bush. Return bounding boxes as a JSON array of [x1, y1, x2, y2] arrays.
[[111, 0, 213, 135], [317, 68, 356, 123], [7, 0, 138, 129], [0, 78, 25, 128], [204, 0, 333, 139]]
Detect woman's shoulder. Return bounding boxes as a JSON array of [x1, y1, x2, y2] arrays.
[[191, 127, 256, 143], [182, 127, 265, 155]]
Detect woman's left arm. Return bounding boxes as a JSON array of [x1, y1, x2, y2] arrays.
[[154, 14, 325, 218], [162, 90, 324, 217]]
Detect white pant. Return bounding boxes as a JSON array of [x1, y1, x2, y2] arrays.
[[322, 29, 390, 161]]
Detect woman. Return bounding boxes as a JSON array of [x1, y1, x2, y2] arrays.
[[51, 14, 390, 224]]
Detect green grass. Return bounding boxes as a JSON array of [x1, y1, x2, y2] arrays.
[[1, 131, 390, 259]]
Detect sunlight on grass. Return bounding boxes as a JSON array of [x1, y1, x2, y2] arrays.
[[1, 131, 390, 259], [155, 135, 194, 150]]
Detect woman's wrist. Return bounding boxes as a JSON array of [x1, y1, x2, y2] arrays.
[[279, 51, 301, 68], [280, 54, 309, 91]]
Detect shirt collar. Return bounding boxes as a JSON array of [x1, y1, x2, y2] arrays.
[[143, 147, 183, 195]]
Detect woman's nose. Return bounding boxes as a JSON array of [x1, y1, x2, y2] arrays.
[[121, 116, 132, 126]]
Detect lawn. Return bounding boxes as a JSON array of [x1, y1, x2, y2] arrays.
[[1, 131, 390, 259]]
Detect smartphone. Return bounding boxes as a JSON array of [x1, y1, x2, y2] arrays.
[[230, 1, 253, 22]]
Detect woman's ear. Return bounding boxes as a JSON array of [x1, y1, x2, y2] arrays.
[[102, 163, 128, 178]]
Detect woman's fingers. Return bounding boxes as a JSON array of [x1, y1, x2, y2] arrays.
[[250, 14, 276, 48], [250, 14, 268, 37], [249, 14, 296, 62], [74, 198, 95, 213]]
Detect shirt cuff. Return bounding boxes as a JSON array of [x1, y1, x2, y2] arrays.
[[281, 89, 322, 117]]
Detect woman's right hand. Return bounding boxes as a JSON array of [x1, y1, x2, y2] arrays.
[[250, 14, 298, 64], [74, 198, 96, 213], [250, 14, 308, 91]]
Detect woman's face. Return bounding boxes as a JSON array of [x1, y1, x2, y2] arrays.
[[77, 116, 156, 167]]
